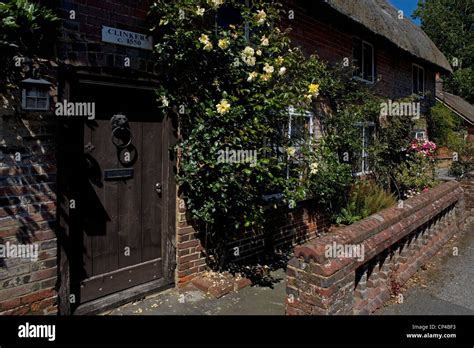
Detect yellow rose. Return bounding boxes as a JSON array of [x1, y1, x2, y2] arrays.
[[247, 72, 258, 82], [255, 9, 267, 25], [196, 7, 205, 16], [199, 34, 210, 45], [216, 99, 231, 114], [286, 147, 296, 157], [218, 38, 230, 50], [308, 83, 320, 95], [263, 63, 274, 74]]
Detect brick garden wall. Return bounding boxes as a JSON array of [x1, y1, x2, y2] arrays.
[[285, 181, 468, 315], [0, 61, 58, 315], [176, 198, 330, 287]]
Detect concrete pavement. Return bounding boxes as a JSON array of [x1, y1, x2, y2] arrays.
[[378, 229, 474, 315]]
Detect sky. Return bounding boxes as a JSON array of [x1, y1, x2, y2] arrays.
[[389, 0, 422, 25]]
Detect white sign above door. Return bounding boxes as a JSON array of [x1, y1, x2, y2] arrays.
[[101, 26, 153, 50]]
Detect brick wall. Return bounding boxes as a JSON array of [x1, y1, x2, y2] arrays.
[[0, 61, 58, 315], [176, 197, 330, 287], [286, 181, 467, 315], [283, 1, 437, 106], [57, 0, 158, 74], [468, 124, 474, 143]]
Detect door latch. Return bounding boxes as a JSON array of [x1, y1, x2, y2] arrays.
[[155, 183, 162, 194]]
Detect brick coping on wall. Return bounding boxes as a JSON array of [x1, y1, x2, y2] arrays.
[[286, 180, 467, 315], [294, 181, 462, 268]]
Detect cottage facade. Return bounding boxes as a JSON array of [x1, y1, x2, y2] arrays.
[[0, 0, 451, 315]]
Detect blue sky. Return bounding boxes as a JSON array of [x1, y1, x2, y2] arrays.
[[389, 0, 421, 25]]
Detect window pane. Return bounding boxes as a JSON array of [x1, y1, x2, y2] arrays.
[[38, 89, 48, 98], [352, 38, 363, 78], [26, 88, 38, 97], [363, 43, 373, 81], [37, 98, 47, 109], [26, 97, 36, 108], [412, 66, 419, 94], [217, 5, 243, 29]]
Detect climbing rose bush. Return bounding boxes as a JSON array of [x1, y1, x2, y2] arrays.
[[148, 0, 423, 236], [149, 0, 350, 231]]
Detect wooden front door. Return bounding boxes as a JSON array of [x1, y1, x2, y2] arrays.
[[68, 83, 176, 307]]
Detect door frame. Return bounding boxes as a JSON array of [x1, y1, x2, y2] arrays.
[[56, 69, 177, 315]]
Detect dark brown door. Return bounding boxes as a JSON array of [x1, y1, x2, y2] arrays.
[[69, 83, 175, 305]]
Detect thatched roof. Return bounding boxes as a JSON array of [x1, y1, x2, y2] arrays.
[[436, 89, 474, 125], [325, 0, 453, 73]]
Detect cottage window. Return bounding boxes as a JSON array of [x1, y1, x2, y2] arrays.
[[412, 64, 425, 96], [287, 106, 317, 147], [265, 107, 316, 168], [354, 122, 375, 176], [412, 130, 426, 140], [352, 38, 374, 83]]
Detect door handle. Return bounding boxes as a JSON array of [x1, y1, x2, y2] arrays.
[[155, 183, 162, 194]]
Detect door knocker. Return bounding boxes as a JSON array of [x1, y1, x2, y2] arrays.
[[111, 113, 133, 148]]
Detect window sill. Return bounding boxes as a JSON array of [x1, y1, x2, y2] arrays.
[[353, 171, 373, 177], [352, 76, 375, 85]]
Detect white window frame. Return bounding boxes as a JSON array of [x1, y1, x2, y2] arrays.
[[21, 86, 50, 111], [413, 130, 426, 140], [287, 106, 316, 143], [352, 37, 375, 84], [354, 121, 375, 176], [412, 63, 425, 96], [285, 106, 316, 179]]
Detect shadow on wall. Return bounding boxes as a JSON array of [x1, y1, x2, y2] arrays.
[[0, 96, 58, 293], [187, 198, 331, 287]]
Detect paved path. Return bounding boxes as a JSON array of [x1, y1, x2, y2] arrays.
[[105, 230, 473, 316], [378, 229, 474, 315], [105, 269, 287, 315]]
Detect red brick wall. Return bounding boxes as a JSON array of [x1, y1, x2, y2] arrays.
[[57, 0, 158, 73], [467, 123, 474, 143], [176, 198, 330, 287], [286, 181, 466, 315], [0, 61, 58, 315]]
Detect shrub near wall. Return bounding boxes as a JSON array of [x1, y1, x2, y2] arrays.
[[286, 181, 467, 315]]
